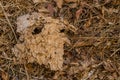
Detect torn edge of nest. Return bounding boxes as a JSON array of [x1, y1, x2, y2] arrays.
[[12, 12, 77, 70]]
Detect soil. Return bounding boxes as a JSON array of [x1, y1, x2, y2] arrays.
[[0, 0, 120, 80]]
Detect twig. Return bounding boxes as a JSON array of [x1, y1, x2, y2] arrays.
[[111, 48, 120, 57], [70, 36, 120, 41], [78, 36, 120, 39], [24, 64, 29, 80], [0, 2, 17, 41], [68, 36, 120, 51], [82, 69, 95, 80]]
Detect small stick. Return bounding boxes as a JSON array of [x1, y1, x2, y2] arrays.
[[111, 48, 120, 57]]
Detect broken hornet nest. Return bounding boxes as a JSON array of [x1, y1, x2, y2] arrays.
[[13, 12, 76, 70]]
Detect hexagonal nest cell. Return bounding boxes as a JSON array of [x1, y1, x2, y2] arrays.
[[12, 12, 76, 70]]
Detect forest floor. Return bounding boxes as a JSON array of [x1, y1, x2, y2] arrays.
[[0, 0, 120, 80]]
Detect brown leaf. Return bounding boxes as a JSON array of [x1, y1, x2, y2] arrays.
[[54, 0, 63, 8], [47, 3, 55, 16], [74, 41, 92, 47], [76, 8, 82, 20]]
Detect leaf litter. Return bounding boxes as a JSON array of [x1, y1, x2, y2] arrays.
[[0, 0, 120, 79]]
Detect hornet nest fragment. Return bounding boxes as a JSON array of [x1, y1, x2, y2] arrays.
[[13, 12, 76, 70]]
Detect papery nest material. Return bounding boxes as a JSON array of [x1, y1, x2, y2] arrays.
[[12, 12, 77, 70]]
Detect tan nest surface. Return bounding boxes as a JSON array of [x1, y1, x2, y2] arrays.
[[12, 12, 76, 70]]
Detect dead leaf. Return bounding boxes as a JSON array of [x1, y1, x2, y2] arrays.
[[54, 0, 63, 8], [74, 41, 92, 47], [76, 8, 82, 20], [47, 3, 55, 16]]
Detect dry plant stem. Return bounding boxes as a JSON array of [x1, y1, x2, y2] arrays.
[[0, 67, 4, 72], [24, 64, 29, 80], [0, 2, 17, 41], [78, 37, 120, 39], [69, 36, 120, 51], [111, 48, 120, 57], [82, 69, 95, 80]]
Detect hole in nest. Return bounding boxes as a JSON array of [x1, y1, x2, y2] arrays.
[[0, 30, 3, 36], [32, 27, 43, 35], [55, 52, 56, 54], [60, 29, 65, 33]]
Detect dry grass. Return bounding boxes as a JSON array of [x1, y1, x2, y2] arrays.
[[0, 0, 120, 79]]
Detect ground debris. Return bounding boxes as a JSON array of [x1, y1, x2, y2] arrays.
[[0, 0, 120, 79]]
